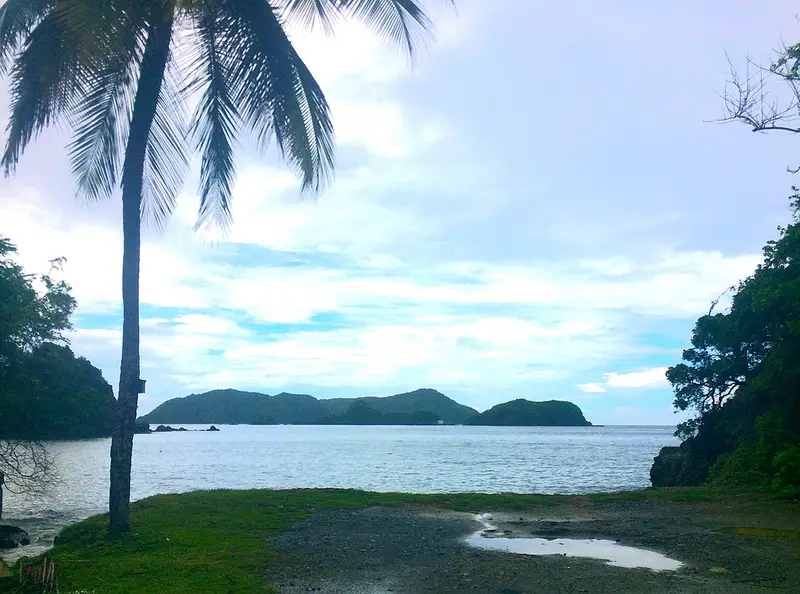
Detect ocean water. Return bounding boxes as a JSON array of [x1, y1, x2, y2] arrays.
[[1, 424, 677, 560]]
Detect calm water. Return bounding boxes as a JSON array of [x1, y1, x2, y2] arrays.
[[2, 424, 677, 560]]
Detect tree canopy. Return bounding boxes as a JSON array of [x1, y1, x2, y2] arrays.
[[0, 238, 115, 493], [660, 196, 800, 490], [0, 237, 75, 359]]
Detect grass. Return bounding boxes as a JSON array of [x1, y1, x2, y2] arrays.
[[3, 487, 783, 593], [726, 527, 800, 539]]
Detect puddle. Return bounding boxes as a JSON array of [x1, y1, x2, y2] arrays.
[[467, 514, 683, 572]]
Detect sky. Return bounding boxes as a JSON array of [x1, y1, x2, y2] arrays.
[[2, 1, 800, 424]]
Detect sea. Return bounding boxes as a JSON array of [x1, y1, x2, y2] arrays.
[[1, 424, 678, 561]]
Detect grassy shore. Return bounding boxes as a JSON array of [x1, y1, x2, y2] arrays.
[[5, 488, 799, 593]]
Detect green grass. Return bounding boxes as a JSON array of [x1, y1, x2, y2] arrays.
[[725, 527, 800, 539], [5, 487, 779, 593]]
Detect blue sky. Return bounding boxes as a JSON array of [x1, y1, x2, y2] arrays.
[[2, 1, 799, 424]]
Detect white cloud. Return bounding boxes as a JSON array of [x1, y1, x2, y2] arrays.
[[4, 180, 756, 409], [2, 0, 788, 424], [604, 367, 670, 389], [173, 314, 249, 336], [576, 367, 671, 395]]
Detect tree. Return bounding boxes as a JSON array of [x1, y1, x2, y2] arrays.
[[721, 43, 800, 171], [0, 236, 73, 515], [662, 196, 800, 486], [0, 342, 117, 440], [0, 0, 444, 534]]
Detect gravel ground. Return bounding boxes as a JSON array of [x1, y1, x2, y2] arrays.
[[267, 497, 800, 594]]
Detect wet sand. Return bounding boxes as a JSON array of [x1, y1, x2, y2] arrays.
[[267, 496, 800, 593]]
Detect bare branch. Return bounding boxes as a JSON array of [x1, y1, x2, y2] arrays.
[[0, 440, 56, 496], [716, 47, 800, 171]]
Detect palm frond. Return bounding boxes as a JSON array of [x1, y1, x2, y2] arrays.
[[53, 0, 149, 70], [2, 10, 87, 174], [0, 0, 54, 75], [188, 7, 240, 230], [67, 34, 143, 201], [222, 0, 334, 192], [141, 55, 190, 229], [340, 0, 433, 58], [277, 0, 342, 34]]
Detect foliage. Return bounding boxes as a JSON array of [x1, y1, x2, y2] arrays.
[[662, 197, 800, 489], [319, 400, 440, 424], [0, 237, 75, 360], [0, 238, 113, 497], [0, 0, 442, 228], [0, 342, 116, 440], [1, 236, 76, 493], [772, 444, 800, 491]]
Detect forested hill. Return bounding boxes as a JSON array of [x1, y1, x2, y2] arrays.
[[139, 388, 480, 425], [467, 399, 592, 427]]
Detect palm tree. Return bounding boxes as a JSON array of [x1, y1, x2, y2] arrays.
[[0, 0, 441, 534]]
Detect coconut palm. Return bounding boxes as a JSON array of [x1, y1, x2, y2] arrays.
[[0, 0, 441, 534]]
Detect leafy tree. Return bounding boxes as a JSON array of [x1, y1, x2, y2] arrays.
[[662, 197, 800, 488], [0, 237, 75, 360], [0, 236, 75, 510], [0, 0, 445, 533], [1, 342, 117, 440]]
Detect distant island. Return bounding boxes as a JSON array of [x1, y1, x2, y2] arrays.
[[139, 388, 592, 427], [467, 399, 591, 427]]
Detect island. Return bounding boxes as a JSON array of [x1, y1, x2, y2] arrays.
[[467, 399, 592, 427], [138, 389, 593, 427]]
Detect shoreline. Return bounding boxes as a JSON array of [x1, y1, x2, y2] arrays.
[[3, 487, 798, 593]]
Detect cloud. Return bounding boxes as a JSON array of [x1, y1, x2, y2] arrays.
[[604, 368, 670, 389], [1, 0, 794, 423], [576, 367, 670, 394]]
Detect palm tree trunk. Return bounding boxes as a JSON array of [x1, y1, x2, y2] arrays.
[[109, 10, 173, 535]]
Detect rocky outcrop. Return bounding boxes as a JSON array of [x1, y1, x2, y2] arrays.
[[154, 425, 188, 432], [650, 444, 709, 487], [0, 525, 30, 550], [139, 424, 219, 433], [134, 421, 151, 434]]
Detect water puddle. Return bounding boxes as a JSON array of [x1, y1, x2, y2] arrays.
[[467, 514, 682, 572]]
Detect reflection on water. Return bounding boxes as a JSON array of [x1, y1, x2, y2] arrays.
[[467, 513, 683, 571], [1, 425, 677, 561]]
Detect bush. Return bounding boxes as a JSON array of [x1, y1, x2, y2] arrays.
[[773, 444, 800, 490]]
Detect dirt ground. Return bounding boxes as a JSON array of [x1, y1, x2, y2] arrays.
[[267, 497, 800, 594]]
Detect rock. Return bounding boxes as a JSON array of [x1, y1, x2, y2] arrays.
[[134, 421, 152, 434], [650, 445, 706, 487], [650, 446, 687, 487], [0, 525, 30, 550], [154, 425, 188, 433], [207, 425, 220, 432]]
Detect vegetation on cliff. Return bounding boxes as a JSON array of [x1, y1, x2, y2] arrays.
[[0, 238, 115, 442], [652, 197, 800, 491], [0, 343, 116, 440]]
